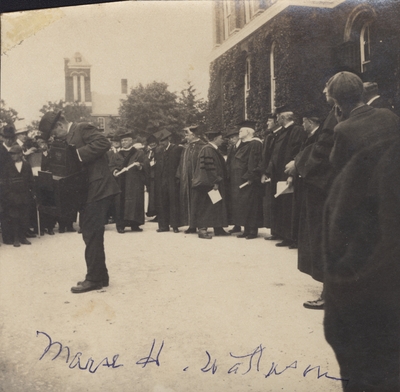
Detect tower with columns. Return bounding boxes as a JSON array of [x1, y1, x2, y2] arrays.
[[64, 52, 92, 106]]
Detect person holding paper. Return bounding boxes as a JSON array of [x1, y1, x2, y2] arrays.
[[109, 131, 148, 234], [190, 129, 230, 239], [229, 120, 263, 239], [268, 106, 306, 247]]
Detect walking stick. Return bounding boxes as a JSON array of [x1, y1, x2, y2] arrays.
[[36, 203, 41, 238]]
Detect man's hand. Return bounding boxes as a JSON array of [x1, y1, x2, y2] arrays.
[[213, 183, 219, 191], [261, 174, 269, 184], [284, 160, 296, 176], [287, 176, 294, 186]]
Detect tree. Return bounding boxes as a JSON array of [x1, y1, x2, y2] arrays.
[[116, 81, 208, 141], [0, 100, 23, 126], [38, 100, 92, 123], [118, 81, 184, 136], [178, 81, 208, 125]]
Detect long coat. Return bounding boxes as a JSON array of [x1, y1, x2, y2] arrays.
[[110, 147, 147, 226], [323, 136, 400, 390], [191, 143, 228, 228], [155, 143, 183, 229], [229, 138, 263, 228], [295, 112, 336, 281], [269, 123, 307, 240], [225, 142, 239, 225], [176, 139, 207, 227]]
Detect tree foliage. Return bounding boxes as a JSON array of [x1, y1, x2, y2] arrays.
[[38, 100, 92, 123], [115, 81, 207, 138], [0, 100, 23, 126], [178, 81, 207, 125]]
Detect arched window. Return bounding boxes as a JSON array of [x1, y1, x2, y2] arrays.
[[270, 42, 276, 111], [360, 22, 371, 73], [244, 57, 251, 119]]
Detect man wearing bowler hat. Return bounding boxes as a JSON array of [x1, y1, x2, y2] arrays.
[[38, 111, 120, 293]]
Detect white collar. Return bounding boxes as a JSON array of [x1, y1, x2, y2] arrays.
[[273, 126, 283, 134], [310, 126, 319, 136], [209, 142, 218, 150], [283, 121, 294, 129], [367, 95, 380, 105]]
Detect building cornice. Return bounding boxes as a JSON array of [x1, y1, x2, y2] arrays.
[[209, 0, 346, 62]]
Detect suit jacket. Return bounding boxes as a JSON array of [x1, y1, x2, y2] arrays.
[[66, 122, 120, 203], [368, 96, 393, 110], [330, 105, 399, 173]]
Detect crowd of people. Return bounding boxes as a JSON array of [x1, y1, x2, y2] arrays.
[[0, 71, 399, 389]]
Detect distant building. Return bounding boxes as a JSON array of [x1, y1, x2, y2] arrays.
[[64, 52, 92, 106], [64, 52, 128, 134], [208, 0, 400, 132]]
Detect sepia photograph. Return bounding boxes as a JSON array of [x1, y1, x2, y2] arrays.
[[1, 0, 399, 391]]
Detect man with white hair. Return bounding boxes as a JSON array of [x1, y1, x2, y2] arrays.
[[268, 106, 306, 247], [229, 120, 263, 239]]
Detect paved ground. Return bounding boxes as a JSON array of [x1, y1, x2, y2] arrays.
[[0, 220, 342, 392]]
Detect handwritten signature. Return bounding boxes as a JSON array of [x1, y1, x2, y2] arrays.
[[36, 331, 123, 374], [37, 332, 347, 384]]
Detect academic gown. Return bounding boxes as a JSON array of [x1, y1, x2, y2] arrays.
[[191, 143, 228, 228], [176, 139, 207, 227], [155, 143, 183, 229], [110, 147, 147, 226], [229, 139, 263, 228]]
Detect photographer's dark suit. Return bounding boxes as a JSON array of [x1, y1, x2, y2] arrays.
[[67, 123, 120, 284]]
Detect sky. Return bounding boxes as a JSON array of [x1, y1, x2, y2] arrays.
[[1, 1, 214, 128]]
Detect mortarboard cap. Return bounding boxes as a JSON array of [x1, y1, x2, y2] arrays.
[[236, 120, 257, 130], [154, 129, 171, 141]]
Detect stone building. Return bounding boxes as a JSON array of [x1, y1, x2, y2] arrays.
[[207, 0, 400, 132], [64, 52, 127, 134]]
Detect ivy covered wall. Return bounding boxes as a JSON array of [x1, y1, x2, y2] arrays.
[[207, 1, 400, 134]]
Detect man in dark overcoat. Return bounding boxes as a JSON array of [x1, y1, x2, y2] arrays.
[[191, 129, 230, 239], [229, 121, 263, 239], [323, 137, 400, 391], [285, 107, 335, 309], [154, 129, 183, 233], [269, 107, 307, 247], [323, 71, 400, 390], [0, 125, 18, 244], [176, 125, 207, 234], [39, 111, 120, 293]]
